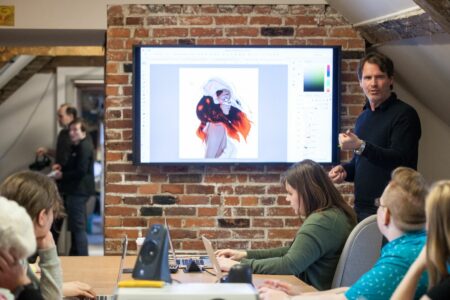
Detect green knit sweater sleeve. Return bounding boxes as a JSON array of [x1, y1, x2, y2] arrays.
[[240, 209, 352, 280]]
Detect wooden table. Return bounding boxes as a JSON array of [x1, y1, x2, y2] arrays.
[[60, 256, 317, 296]]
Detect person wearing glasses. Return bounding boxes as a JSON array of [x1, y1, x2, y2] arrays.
[[259, 167, 429, 300]]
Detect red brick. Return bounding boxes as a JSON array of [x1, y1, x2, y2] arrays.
[[235, 185, 265, 195], [106, 173, 122, 183], [181, 241, 204, 250], [252, 218, 283, 227], [225, 27, 259, 37], [190, 28, 223, 37], [106, 152, 123, 162], [249, 174, 281, 183], [105, 195, 122, 205], [105, 119, 132, 129], [180, 16, 213, 25], [105, 217, 122, 227], [107, 184, 137, 194], [184, 218, 215, 227], [138, 184, 160, 195], [108, 28, 130, 38], [126, 17, 143, 26], [134, 28, 149, 38], [250, 16, 282, 25], [241, 196, 258, 206], [104, 228, 139, 239], [232, 229, 264, 239], [186, 185, 215, 194], [122, 218, 148, 227], [250, 39, 269, 45], [198, 207, 218, 216], [296, 27, 327, 37], [267, 207, 296, 216], [153, 28, 189, 38], [106, 74, 129, 85], [105, 206, 137, 217], [178, 195, 209, 205], [107, 39, 125, 49], [285, 218, 301, 227], [285, 16, 316, 26], [215, 16, 248, 25], [254, 6, 272, 14], [204, 174, 236, 183], [107, 51, 128, 61], [106, 141, 132, 151], [329, 27, 358, 38], [161, 184, 184, 194], [224, 196, 239, 206], [199, 230, 231, 239]]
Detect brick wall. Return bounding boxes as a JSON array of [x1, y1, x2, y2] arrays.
[[105, 4, 365, 255]]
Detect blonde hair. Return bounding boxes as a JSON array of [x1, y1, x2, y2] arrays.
[[0, 196, 36, 259], [0, 171, 63, 220], [425, 180, 450, 288], [384, 167, 428, 232]]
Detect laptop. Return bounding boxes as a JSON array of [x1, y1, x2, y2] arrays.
[[94, 235, 128, 300], [164, 218, 211, 269], [201, 235, 224, 281]]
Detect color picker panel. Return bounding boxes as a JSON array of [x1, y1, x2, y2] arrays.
[[303, 66, 324, 92]]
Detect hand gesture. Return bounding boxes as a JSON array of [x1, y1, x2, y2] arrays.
[[339, 129, 363, 151], [328, 165, 347, 184]]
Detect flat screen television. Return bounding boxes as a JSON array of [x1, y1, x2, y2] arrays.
[[133, 45, 341, 164]]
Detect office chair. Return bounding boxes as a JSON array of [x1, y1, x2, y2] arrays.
[[331, 214, 382, 288]]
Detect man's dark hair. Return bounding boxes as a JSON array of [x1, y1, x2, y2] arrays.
[[69, 118, 87, 133], [357, 52, 394, 81], [65, 105, 78, 119]]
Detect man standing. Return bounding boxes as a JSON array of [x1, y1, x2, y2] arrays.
[[37, 104, 77, 168], [54, 118, 95, 256], [329, 52, 421, 221]]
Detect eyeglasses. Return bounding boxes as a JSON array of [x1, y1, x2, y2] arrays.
[[374, 197, 386, 208]]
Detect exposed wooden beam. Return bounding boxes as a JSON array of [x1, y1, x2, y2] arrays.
[[0, 56, 53, 105], [414, 0, 450, 33], [355, 12, 445, 46], [0, 46, 104, 63]]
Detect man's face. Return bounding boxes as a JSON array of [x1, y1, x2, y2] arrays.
[[69, 123, 86, 144], [218, 89, 231, 115], [58, 106, 73, 127], [359, 62, 393, 108]]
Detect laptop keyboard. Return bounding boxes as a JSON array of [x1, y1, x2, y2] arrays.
[[176, 255, 211, 267]]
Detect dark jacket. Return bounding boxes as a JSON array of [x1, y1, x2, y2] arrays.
[[59, 137, 95, 196]]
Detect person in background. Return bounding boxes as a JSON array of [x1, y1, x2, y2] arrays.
[[259, 167, 429, 300], [0, 171, 96, 299], [392, 180, 450, 300], [216, 159, 357, 291], [36, 104, 77, 168], [53, 118, 95, 256], [329, 52, 421, 221], [0, 196, 43, 300]]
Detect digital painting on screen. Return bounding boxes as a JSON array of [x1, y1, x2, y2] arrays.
[[133, 45, 341, 164]]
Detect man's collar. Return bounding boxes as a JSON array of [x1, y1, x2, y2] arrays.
[[363, 92, 397, 111]]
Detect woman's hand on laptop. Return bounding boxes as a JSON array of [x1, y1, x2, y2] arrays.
[[63, 281, 96, 299], [215, 249, 247, 261], [216, 257, 239, 272]]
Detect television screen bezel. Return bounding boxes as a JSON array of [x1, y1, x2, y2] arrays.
[[132, 44, 341, 166]]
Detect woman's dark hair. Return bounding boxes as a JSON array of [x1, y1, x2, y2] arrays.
[[282, 159, 356, 225]]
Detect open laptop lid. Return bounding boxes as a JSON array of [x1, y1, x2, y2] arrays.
[[201, 235, 223, 281], [116, 235, 128, 287], [164, 218, 178, 262]]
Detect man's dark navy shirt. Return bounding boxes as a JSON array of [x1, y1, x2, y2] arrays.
[[343, 92, 421, 214]]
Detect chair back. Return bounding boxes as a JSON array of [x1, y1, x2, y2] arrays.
[[331, 214, 382, 288]]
